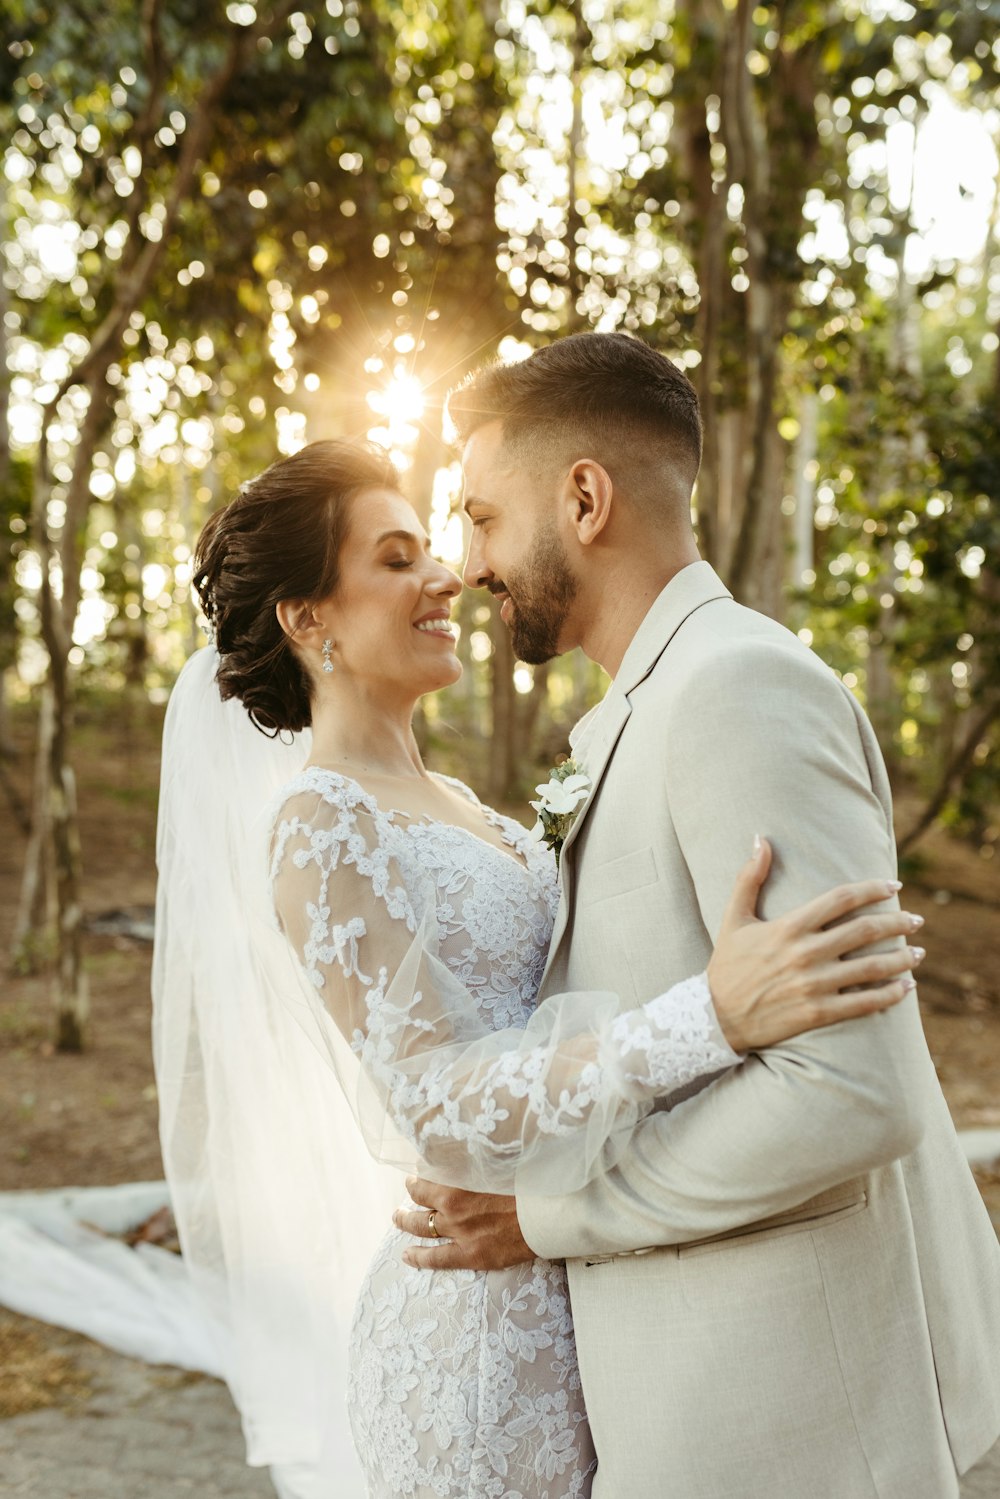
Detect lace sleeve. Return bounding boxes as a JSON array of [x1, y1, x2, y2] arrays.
[[269, 778, 741, 1194]]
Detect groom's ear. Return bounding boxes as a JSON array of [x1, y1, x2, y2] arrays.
[[565, 458, 613, 547]]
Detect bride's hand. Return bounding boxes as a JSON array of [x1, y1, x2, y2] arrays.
[[706, 837, 924, 1055]]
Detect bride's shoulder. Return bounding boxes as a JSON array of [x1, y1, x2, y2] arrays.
[[268, 767, 387, 857], [432, 771, 516, 831], [274, 765, 379, 817], [432, 771, 486, 810], [268, 768, 397, 891]]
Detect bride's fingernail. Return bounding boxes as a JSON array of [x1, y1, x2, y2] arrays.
[[909, 946, 926, 963], [886, 879, 903, 893], [902, 974, 917, 991], [752, 833, 762, 857], [908, 913, 924, 931]]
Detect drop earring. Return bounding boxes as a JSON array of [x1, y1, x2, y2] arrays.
[[321, 639, 334, 674]]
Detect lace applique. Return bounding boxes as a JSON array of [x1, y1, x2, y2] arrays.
[[269, 768, 740, 1192], [349, 1236, 596, 1497], [608, 971, 740, 1099]]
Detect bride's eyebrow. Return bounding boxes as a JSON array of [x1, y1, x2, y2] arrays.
[[374, 528, 431, 549]]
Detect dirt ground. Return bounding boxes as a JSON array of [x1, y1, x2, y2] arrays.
[[1, 693, 998, 1208], [1, 698, 166, 1190], [0, 1307, 278, 1498]]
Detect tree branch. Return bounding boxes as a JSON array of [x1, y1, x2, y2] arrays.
[[0, 757, 31, 837], [47, 1, 298, 407], [115, 0, 171, 262], [897, 697, 1000, 856]]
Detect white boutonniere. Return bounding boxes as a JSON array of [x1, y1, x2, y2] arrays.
[[528, 756, 591, 863]]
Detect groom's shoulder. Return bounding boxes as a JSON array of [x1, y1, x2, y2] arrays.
[[654, 595, 837, 702]]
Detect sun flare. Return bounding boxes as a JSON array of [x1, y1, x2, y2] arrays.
[[368, 374, 425, 430], [366, 373, 427, 464]]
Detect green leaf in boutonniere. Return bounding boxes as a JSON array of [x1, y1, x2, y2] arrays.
[[528, 756, 591, 864]]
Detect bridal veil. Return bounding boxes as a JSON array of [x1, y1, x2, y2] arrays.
[[152, 645, 400, 1494]]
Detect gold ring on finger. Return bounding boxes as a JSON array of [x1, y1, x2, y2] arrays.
[[427, 1209, 440, 1239]]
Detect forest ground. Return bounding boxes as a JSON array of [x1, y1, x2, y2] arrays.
[[0, 692, 998, 1453]]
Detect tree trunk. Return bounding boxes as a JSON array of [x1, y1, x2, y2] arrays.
[[670, 0, 727, 569], [178, 461, 204, 658], [486, 613, 518, 805], [738, 417, 788, 618], [116, 487, 148, 691], [31, 376, 110, 1047], [9, 685, 54, 974], [724, 0, 780, 608], [16, 4, 299, 1047], [517, 661, 550, 771], [0, 670, 15, 763], [870, 190, 926, 779], [563, 1, 589, 331], [0, 213, 17, 761], [791, 390, 818, 585], [49, 687, 89, 1051]]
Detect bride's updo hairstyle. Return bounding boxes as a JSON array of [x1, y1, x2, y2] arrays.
[[193, 438, 399, 736]]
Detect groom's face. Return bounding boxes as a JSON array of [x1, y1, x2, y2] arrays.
[[461, 421, 579, 664]]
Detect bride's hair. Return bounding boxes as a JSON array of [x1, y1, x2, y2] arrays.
[[193, 439, 399, 736]]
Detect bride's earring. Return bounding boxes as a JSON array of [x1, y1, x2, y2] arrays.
[[321, 639, 334, 674]]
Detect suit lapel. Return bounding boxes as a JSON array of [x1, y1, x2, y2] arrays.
[[557, 687, 632, 864], [541, 687, 633, 972], [562, 561, 732, 860], [539, 561, 732, 993]]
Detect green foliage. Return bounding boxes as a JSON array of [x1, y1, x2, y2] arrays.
[[3, 0, 999, 845]]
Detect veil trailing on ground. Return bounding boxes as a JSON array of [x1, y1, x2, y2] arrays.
[[151, 646, 400, 1497]]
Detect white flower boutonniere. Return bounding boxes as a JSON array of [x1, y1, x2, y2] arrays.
[[528, 756, 591, 863]]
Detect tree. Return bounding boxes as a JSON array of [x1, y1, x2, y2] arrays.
[[6, 0, 420, 1043]]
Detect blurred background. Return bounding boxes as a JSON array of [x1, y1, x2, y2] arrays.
[[0, 0, 998, 1452], [0, 2, 995, 1463]]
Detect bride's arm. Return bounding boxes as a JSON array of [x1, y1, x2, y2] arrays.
[[270, 782, 919, 1195], [271, 785, 649, 1189]]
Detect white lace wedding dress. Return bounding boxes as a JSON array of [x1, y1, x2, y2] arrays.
[[268, 767, 739, 1499]]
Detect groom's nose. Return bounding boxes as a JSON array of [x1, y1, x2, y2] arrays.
[[462, 536, 492, 591]]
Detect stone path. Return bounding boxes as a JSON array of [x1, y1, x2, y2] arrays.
[[0, 1316, 274, 1499]]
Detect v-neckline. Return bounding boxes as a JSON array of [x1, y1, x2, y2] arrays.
[[298, 765, 534, 875]]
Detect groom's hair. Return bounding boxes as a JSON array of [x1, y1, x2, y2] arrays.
[[447, 332, 703, 517]]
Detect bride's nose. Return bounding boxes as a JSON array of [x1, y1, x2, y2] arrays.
[[428, 561, 462, 599]]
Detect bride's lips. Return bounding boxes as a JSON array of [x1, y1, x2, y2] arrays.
[[413, 609, 455, 640]]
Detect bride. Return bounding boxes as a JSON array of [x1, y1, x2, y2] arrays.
[[153, 438, 920, 1499]]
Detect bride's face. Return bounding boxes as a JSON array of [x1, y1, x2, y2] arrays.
[[321, 488, 463, 697]]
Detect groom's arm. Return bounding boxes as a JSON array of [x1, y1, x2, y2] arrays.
[[516, 638, 928, 1262]]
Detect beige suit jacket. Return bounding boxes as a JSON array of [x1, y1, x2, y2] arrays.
[[517, 561, 1000, 1499]]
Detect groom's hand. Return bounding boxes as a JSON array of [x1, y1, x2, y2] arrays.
[[394, 1178, 534, 1270]]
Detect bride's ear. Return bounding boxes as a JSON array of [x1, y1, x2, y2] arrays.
[[276, 598, 322, 645]]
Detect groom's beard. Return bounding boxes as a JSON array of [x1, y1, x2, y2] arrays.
[[498, 522, 578, 665]]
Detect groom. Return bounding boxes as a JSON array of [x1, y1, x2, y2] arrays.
[[396, 333, 1000, 1497]]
